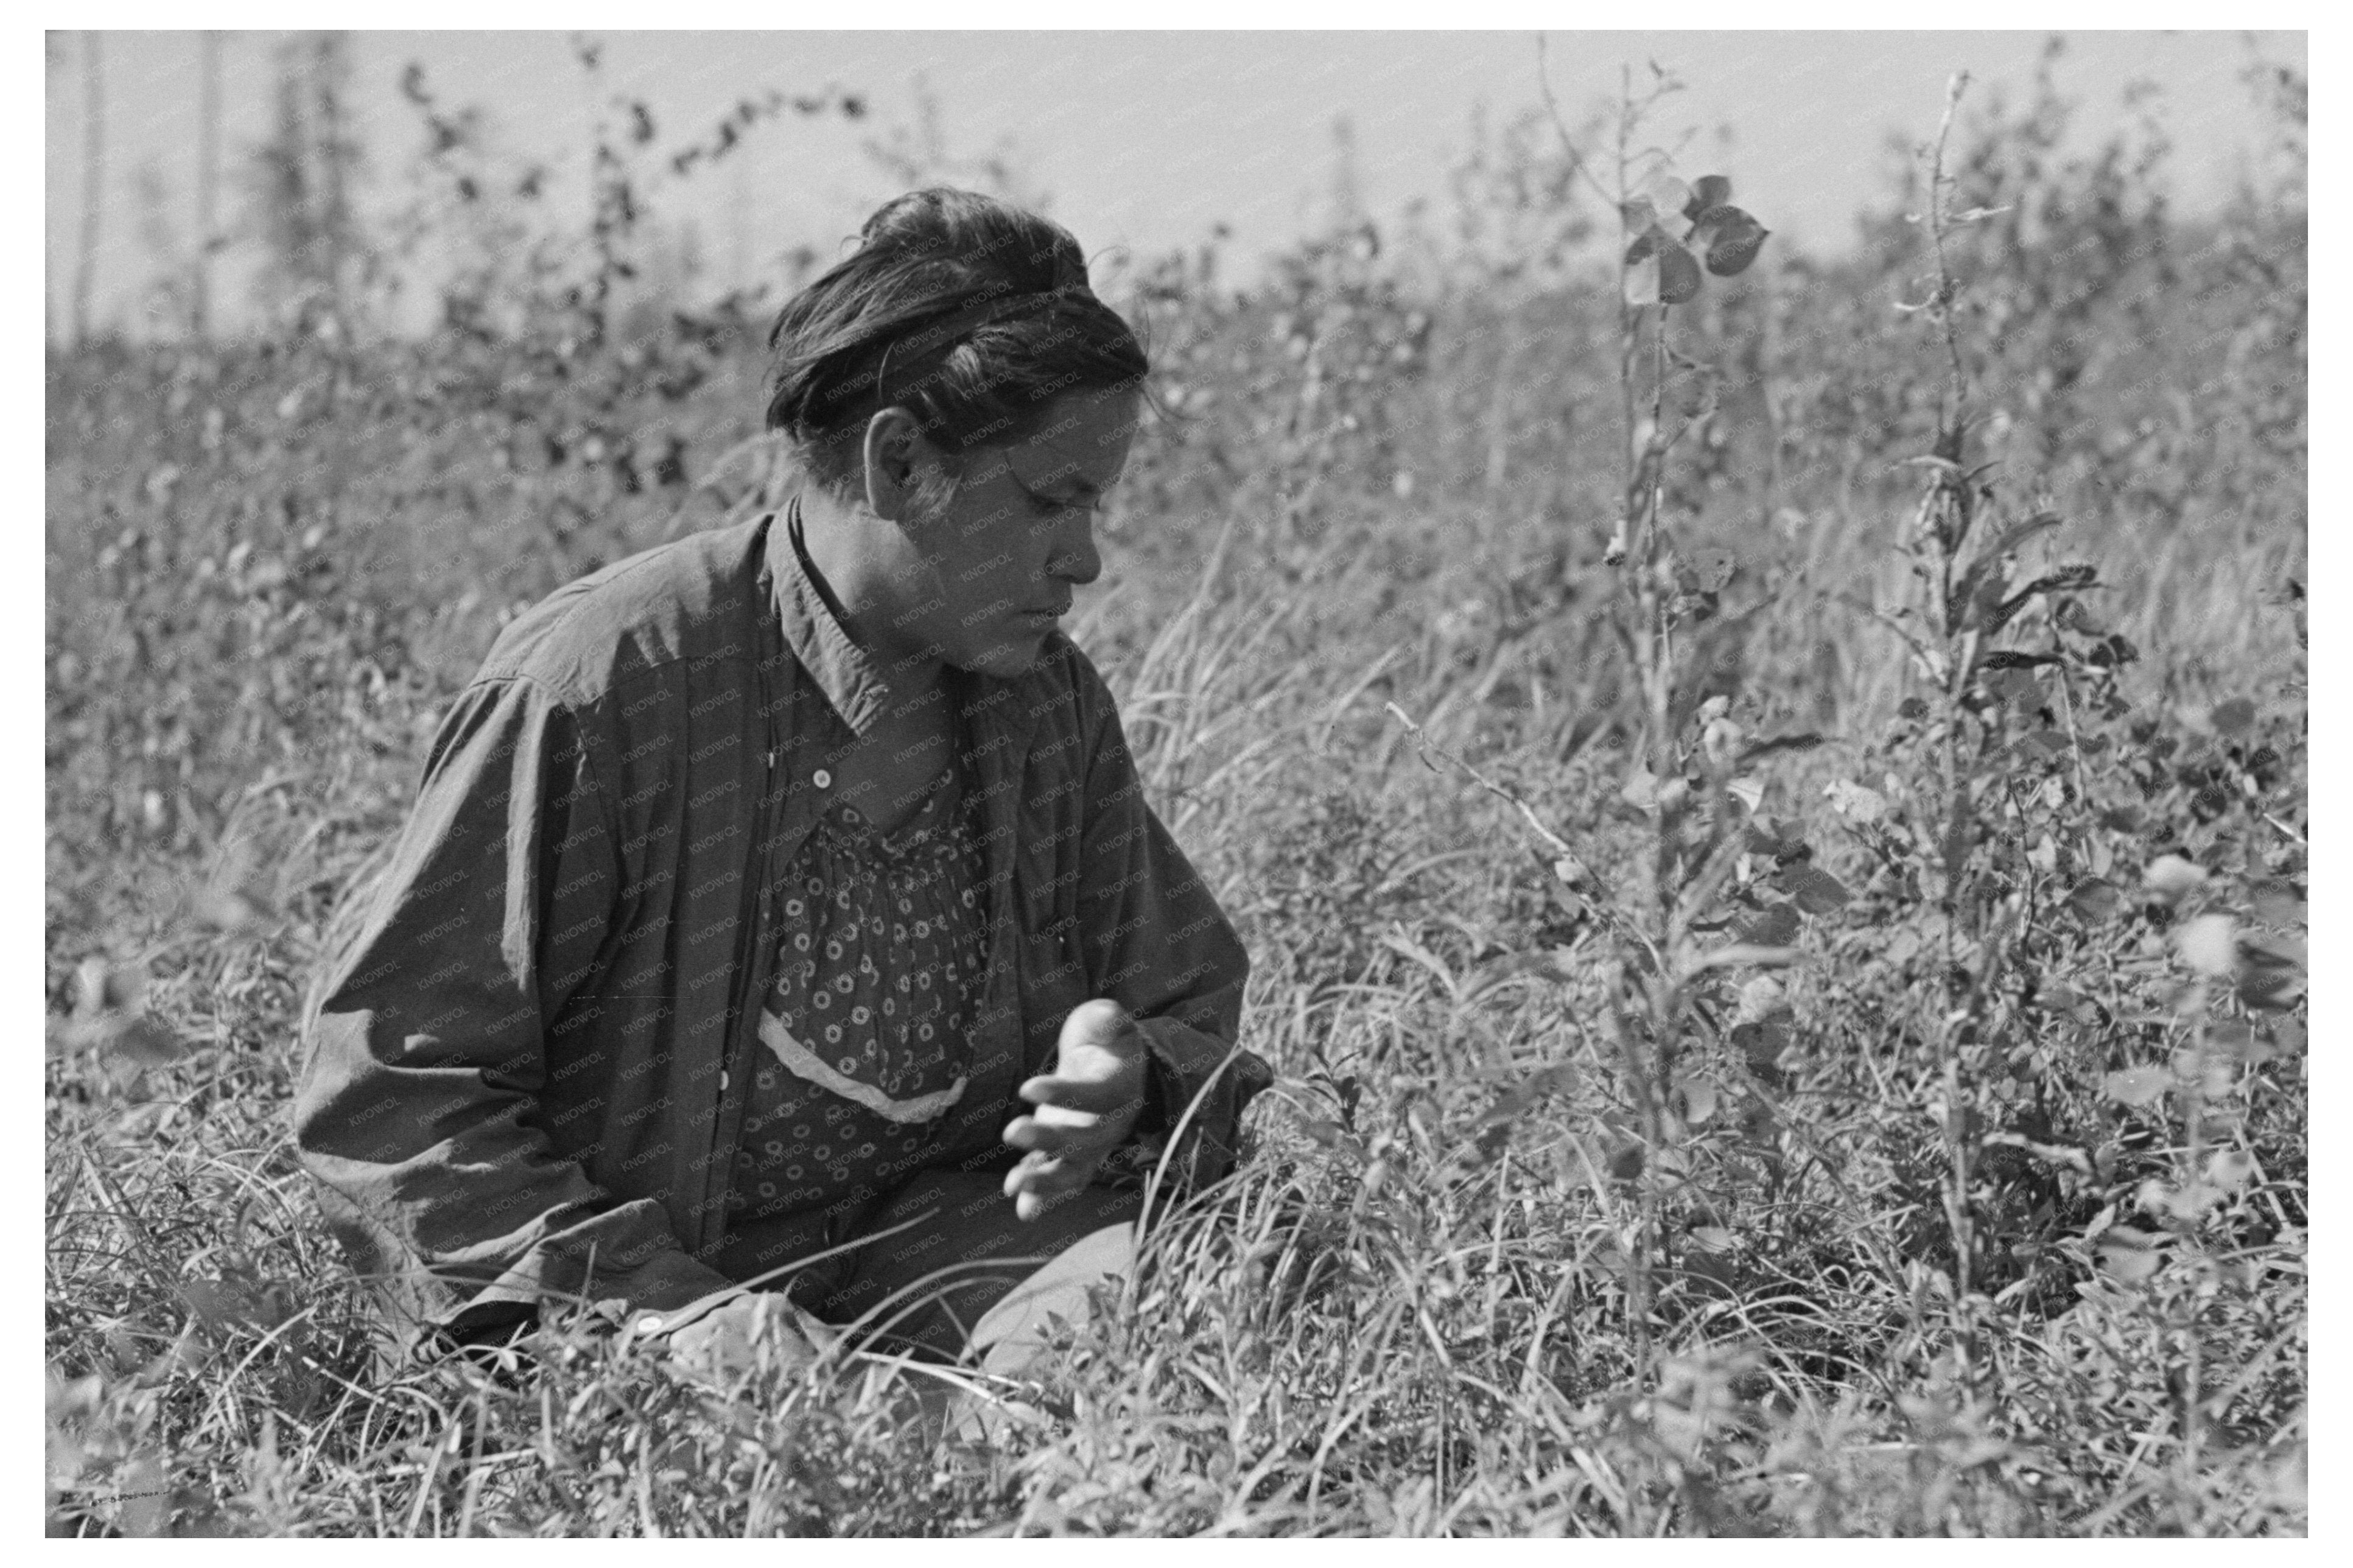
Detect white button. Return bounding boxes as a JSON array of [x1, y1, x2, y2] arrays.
[[813, 769, 832, 789], [718, 1071, 729, 1091]]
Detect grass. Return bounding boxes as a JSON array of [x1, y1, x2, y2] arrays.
[[44, 66, 2305, 1536]]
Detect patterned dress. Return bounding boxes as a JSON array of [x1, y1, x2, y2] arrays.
[[727, 765, 989, 1222]]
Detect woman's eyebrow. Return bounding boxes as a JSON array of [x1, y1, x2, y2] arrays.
[[1017, 469, 1109, 500]]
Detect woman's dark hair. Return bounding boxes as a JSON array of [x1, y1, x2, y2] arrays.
[[765, 188, 1149, 495]]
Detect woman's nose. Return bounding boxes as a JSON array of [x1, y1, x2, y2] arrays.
[[1047, 510, 1101, 586]]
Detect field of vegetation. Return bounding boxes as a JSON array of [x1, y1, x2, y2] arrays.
[[46, 42, 2307, 1536]]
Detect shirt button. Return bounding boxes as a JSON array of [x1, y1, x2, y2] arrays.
[[718, 1070, 729, 1091], [813, 769, 832, 789]]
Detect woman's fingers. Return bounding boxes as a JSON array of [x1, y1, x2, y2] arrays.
[[1003, 1146, 1093, 1207], [1002, 1105, 1103, 1155], [1014, 1186, 1065, 1222], [1003, 1149, 1056, 1191], [1002, 1119, 1080, 1155], [1005, 1153, 1090, 1220], [1011, 1091, 1105, 1129], [1019, 1071, 1141, 1117], [664, 1293, 824, 1384], [1001, 1036, 1149, 1220]]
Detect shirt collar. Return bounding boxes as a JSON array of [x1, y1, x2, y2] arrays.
[[763, 494, 1046, 759], [765, 494, 896, 737]]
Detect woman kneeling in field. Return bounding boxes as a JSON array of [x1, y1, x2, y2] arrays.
[[295, 188, 1269, 1385]]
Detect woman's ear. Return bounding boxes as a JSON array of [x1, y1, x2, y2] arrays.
[[861, 406, 936, 523]]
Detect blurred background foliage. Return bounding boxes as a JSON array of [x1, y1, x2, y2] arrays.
[[46, 31, 2304, 1538]]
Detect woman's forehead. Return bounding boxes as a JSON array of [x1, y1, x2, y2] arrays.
[[1006, 394, 1138, 485]]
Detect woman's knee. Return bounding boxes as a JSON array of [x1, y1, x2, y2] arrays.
[[968, 1218, 1135, 1377]]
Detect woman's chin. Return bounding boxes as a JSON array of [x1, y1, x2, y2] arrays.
[[961, 632, 1056, 680]]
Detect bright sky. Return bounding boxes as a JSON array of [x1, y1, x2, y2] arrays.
[[46, 27, 2307, 336]]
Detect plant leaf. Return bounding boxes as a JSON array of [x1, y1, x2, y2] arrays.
[[114, 1450, 172, 1538], [2237, 929, 2306, 971], [110, 1017, 192, 1071], [1826, 779, 1888, 824], [1688, 942, 1801, 975], [2175, 913, 2237, 978], [1738, 903, 1801, 947], [2095, 1233, 2164, 1283], [1744, 816, 1806, 858], [2205, 1149, 2257, 1192], [1676, 1077, 1718, 1126], [1624, 225, 1702, 306], [1736, 973, 1787, 1021], [2238, 964, 2305, 1012], [1778, 864, 1850, 915], [1684, 174, 1731, 220], [1734, 732, 1825, 768], [2064, 878, 2121, 922], [2248, 880, 2307, 928], [1980, 509, 2064, 561], [1379, 929, 1460, 999], [2142, 855, 2207, 905], [1622, 234, 1661, 307], [1655, 232, 1703, 303], [1681, 544, 1739, 592], [2210, 697, 2257, 737], [75, 957, 147, 1018], [1732, 1018, 1790, 1080], [1990, 564, 2100, 633], [2102, 1067, 2170, 1108], [1688, 203, 1769, 276], [1983, 667, 2044, 710], [1643, 174, 1692, 222]]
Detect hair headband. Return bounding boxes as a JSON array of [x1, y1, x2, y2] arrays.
[[873, 282, 1091, 404]]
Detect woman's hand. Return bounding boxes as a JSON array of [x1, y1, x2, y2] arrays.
[[1002, 999, 1148, 1221], [657, 1292, 831, 1385]]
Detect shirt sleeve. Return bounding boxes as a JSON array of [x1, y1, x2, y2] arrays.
[[1067, 656, 1271, 1194], [293, 676, 732, 1342]]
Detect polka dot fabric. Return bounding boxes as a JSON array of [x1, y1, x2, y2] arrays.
[[729, 767, 989, 1223]]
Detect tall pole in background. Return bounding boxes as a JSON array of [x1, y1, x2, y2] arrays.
[[731, 133, 752, 295], [1327, 113, 1361, 234], [314, 31, 352, 331], [194, 30, 222, 340], [72, 30, 105, 349]]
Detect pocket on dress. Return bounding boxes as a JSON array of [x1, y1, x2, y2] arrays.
[[758, 1011, 966, 1125]]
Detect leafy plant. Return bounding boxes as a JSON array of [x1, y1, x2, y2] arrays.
[[44, 40, 2303, 1538]]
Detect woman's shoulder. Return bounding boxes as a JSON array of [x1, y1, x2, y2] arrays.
[[473, 519, 776, 706]]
